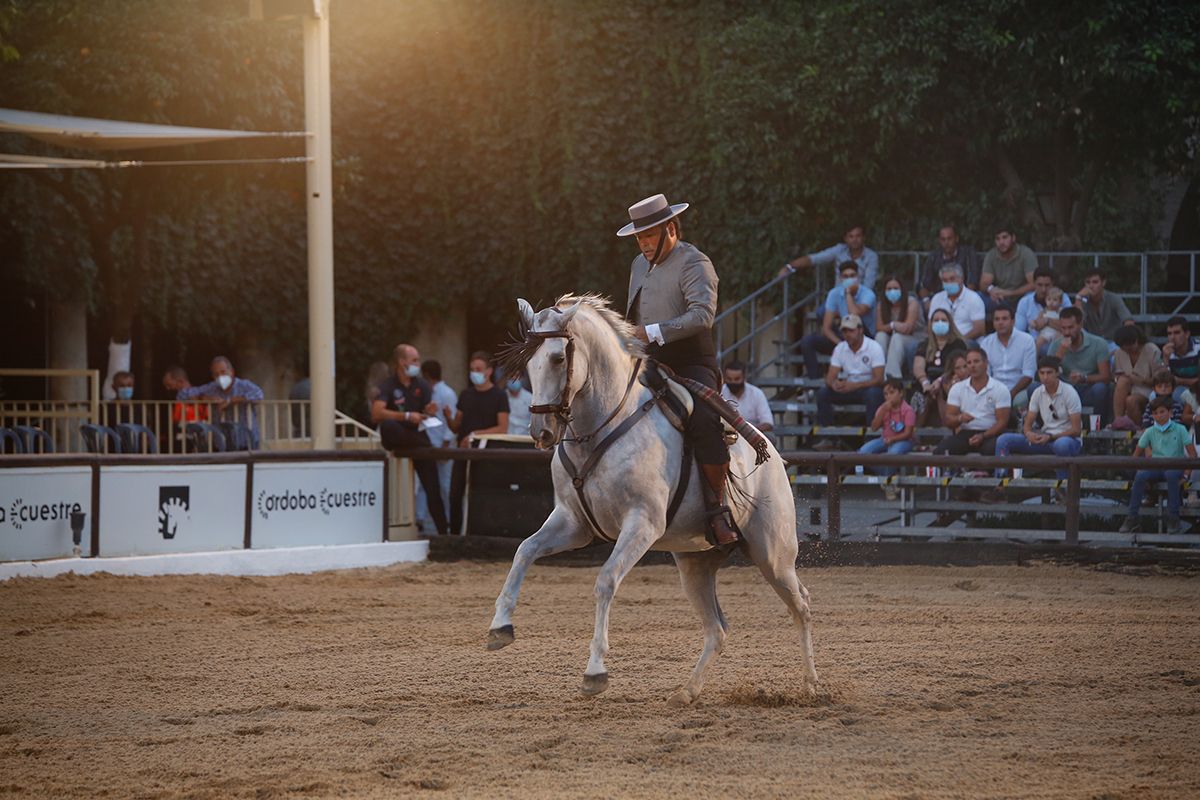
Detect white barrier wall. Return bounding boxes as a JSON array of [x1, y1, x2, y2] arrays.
[[0, 466, 93, 560], [251, 461, 383, 549], [99, 464, 247, 557]]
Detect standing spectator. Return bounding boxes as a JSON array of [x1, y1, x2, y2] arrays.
[[1047, 307, 1112, 425], [918, 225, 981, 300], [162, 366, 208, 425], [504, 374, 534, 436], [812, 314, 884, 450], [875, 274, 924, 378], [1119, 396, 1196, 534], [1112, 326, 1163, 425], [178, 356, 265, 449], [720, 360, 773, 432], [933, 347, 1011, 456], [992, 356, 1083, 484], [1015, 266, 1073, 335], [979, 305, 1037, 407], [928, 263, 986, 341], [1140, 370, 1195, 431], [797, 261, 877, 379], [1075, 267, 1134, 341], [858, 378, 916, 498], [981, 224, 1037, 308], [420, 359, 457, 525], [371, 344, 448, 536], [1162, 316, 1200, 400], [913, 310, 969, 427], [780, 222, 879, 290], [365, 361, 391, 420], [449, 352, 509, 535]]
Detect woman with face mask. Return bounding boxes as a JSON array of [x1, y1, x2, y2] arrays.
[[912, 310, 968, 427], [874, 274, 924, 379]]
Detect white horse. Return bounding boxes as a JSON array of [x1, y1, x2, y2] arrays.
[[486, 294, 818, 706]]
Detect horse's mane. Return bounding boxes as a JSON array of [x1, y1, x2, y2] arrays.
[[553, 292, 645, 356]]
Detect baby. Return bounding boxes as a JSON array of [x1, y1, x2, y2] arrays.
[[1036, 287, 1064, 345]]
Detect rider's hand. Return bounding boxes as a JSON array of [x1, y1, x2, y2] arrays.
[[634, 327, 650, 343]]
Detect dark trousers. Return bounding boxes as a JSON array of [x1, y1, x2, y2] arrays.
[[675, 364, 730, 466], [933, 428, 999, 456], [798, 333, 838, 379], [816, 385, 883, 427], [450, 458, 469, 535], [380, 421, 448, 535]]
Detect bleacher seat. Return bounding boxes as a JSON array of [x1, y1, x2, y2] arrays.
[[115, 423, 158, 454], [0, 427, 25, 454], [80, 424, 122, 454], [13, 426, 54, 454], [185, 422, 226, 453]]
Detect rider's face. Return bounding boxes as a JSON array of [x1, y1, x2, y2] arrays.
[[634, 221, 677, 263]]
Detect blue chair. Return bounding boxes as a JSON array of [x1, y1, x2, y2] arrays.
[[0, 428, 25, 454], [116, 423, 158, 454], [14, 426, 54, 454], [219, 421, 255, 451], [80, 424, 122, 453], [185, 422, 226, 453]]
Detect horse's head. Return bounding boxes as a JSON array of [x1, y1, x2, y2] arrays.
[[516, 297, 586, 449]]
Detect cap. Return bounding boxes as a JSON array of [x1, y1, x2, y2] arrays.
[[839, 314, 863, 330]]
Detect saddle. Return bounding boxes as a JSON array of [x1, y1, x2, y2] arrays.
[[640, 362, 738, 445]]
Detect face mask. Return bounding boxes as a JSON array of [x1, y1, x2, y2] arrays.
[[507, 380, 523, 393], [931, 320, 950, 337], [217, 374, 233, 391], [116, 386, 133, 400], [1154, 420, 1173, 432], [841, 277, 858, 290], [943, 282, 961, 296], [726, 382, 744, 394], [885, 288, 902, 303], [405, 364, 421, 378], [469, 371, 487, 386]]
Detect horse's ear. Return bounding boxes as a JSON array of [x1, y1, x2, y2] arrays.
[[558, 298, 584, 327], [517, 298, 535, 333]]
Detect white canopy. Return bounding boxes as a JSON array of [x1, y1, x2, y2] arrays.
[[0, 108, 308, 151]]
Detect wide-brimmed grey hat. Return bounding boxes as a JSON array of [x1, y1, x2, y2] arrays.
[[616, 193, 689, 237]]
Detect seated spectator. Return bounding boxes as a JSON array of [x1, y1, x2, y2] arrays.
[[449, 352, 509, 535], [858, 378, 915, 498], [913, 309, 968, 426], [1033, 287, 1065, 351], [178, 356, 264, 449], [928, 263, 986, 341], [505, 374, 534, 436], [981, 224, 1037, 309], [1140, 370, 1196, 431], [812, 314, 884, 450], [933, 346, 1011, 456], [105, 370, 142, 426], [875, 274, 924, 378], [993, 355, 1082, 483], [780, 222, 879, 290], [720, 361, 773, 432], [918, 225, 981, 301], [934, 352, 971, 430], [979, 304, 1036, 407], [1046, 306, 1112, 425], [1112, 326, 1163, 426], [1119, 396, 1196, 534], [1163, 315, 1200, 401], [1015, 266, 1072, 336], [797, 260, 877, 379], [1075, 267, 1134, 341], [163, 366, 208, 424]]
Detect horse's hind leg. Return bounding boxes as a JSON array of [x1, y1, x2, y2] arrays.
[[488, 507, 590, 650], [668, 549, 730, 707], [746, 529, 819, 694]]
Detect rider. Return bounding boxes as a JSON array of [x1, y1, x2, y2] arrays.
[[618, 194, 737, 546]]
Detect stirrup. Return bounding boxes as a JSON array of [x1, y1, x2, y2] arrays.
[[705, 503, 740, 547]]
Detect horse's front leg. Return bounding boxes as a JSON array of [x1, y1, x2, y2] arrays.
[[488, 506, 590, 650], [581, 508, 661, 696]]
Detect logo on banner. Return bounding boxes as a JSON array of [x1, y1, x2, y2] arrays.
[[256, 486, 378, 520], [0, 498, 83, 530], [157, 486, 191, 539]]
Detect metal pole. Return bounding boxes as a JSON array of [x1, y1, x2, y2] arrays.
[[1064, 463, 1080, 544], [304, 3, 336, 450], [825, 457, 841, 540]]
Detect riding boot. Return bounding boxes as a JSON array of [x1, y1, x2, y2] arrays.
[[700, 462, 739, 546]]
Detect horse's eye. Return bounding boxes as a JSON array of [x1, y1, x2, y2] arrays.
[[550, 352, 566, 365]]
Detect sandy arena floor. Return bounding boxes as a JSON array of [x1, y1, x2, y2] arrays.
[[1, 559, 1198, 799]]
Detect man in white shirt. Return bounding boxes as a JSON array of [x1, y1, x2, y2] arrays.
[[934, 346, 1011, 455], [720, 361, 773, 432], [979, 304, 1037, 407], [929, 263, 986, 341], [993, 355, 1082, 479], [813, 314, 885, 449]]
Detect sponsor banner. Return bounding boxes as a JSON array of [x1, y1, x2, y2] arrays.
[[99, 464, 246, 556], [251, 461, 383, 549], [0, 467, 93, 561]]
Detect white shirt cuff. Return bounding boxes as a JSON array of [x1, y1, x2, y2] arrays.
[[645, 323, 666, 346]]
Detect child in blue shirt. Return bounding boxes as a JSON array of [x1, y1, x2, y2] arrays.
[[1120, 396, 1197, 534]]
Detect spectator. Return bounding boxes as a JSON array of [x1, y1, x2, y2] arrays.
[[981, 224, 1037, 307], [979, 305, 1037, 407], [928, 263, 986, 341], [812, 314, 884, 451], [1112, 326, 1163, 425], [371, 344, 448, 535], [875, 274, 924, 378], [1119, 396, 1196, 534], [780, 222, 879, 290], [933, 346, 1011, 456], [449, 351, 510, 534], [1075, 267, 1134, 341], [1140, 370, 1195, 431], [420, 359, 457, 526], [858, 377, 916, 499], [365, 361, 391, 420], [1015, 266, 1073, 335], [720, 360, 773, 432], [918, 225, 982, 300], [797, 260, 877, 379], [992, 355, 1083, 486], [162, 366, 208, 424], [106, 370, 141, 426], [913, 310, 969, 427], [505, 374, 534, 436], [1162, 316, 1200, 400], [178, 356, 264, 449], [934, 352, 971, 429], [1047, 306, 1112, 425], [1033, 287, 1065, 351]]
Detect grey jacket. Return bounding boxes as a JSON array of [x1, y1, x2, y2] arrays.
[[625, 241, 718, 344]]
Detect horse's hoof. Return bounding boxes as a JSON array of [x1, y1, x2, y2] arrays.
[[580, 672, 609, 696], [667, 688, 696, 708], [486, 625, 515, 651]]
